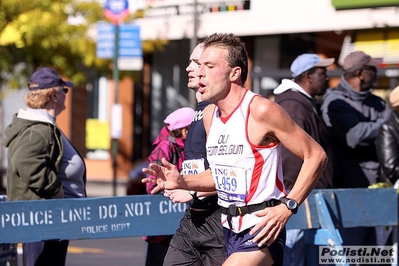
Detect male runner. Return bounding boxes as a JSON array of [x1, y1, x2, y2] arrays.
[[162, 43, 226, 265], [143, 33, 326, 266]]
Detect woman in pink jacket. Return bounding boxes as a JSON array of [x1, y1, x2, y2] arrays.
[[144, 107, 195, 266]]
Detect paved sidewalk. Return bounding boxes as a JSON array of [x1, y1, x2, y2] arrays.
[[86, 180, 127, 198]]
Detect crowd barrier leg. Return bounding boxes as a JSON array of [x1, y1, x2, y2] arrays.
[[314, 192, 348, 266], [0, 195, 18, 266], [393, 225, 398, 266]]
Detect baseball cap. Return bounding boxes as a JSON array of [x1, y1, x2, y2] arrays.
[[290, 53, 335, 78], [164, 107, 195, 131], [28, 67, 74, 90], [389, 85, 399, 108], [342, 51, 383, 73]]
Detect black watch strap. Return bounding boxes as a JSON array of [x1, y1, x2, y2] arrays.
[[189, 191, 199, 200], [280, 197, 298, 214]]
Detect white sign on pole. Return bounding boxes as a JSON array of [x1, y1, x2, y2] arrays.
[[111, 103, 123, 139], [118, 57, 143, 71]]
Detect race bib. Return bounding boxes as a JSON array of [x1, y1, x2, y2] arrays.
[[181, 159, 206, 175], [212, 165, 248, 206]]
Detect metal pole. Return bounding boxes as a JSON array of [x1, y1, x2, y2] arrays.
[[112, 23, 119, 197], [189, 0, 199, 108], [190, 0, 198, 52]]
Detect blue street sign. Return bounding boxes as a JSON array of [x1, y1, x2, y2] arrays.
[[96, 23, 114, 59], [96, 22, 142, 59], [119, 24, 142, 57]]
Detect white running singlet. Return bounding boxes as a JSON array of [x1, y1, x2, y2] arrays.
[[206, 90, 286, 233]]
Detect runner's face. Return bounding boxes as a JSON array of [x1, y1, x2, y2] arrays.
[[186, 44, 204, 91], [197, 46, 232, 103]]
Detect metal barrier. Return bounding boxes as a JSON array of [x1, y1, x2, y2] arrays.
[[0, 195, 17, 266], [0, 188, 397, 266]]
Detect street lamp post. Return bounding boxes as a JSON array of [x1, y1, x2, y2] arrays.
[[189, 0, 199, 108], [112, 24, 119, 197], [104, 0, 129, 196]]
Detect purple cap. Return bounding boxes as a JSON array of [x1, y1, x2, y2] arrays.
[[164, 107, 195, 131], [28, 67, 74, 90]]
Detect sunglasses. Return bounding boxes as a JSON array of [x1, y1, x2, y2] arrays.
[[62, 88, 68, 94], [362, 66, 377, 73]]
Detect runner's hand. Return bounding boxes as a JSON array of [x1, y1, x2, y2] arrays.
[[164, 189, 193, 203], [142, 158, 182, 194], [250, 204, 291, 247]]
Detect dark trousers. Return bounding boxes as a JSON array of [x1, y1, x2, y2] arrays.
[[163, 208, 226, 266], [145, 241, 170, 266], [23, 240, 69, 266]]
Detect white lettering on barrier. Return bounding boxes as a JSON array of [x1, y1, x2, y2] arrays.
[[0, 200, 183, 231], [81, 224, 108, 234], [124, 202, 151, 217], [111, 223, 130, 231], [1, 210, 53, 228], [99, 204, 118, 219], [159, 201, 186, 214], [61, 207, 91, 223], [80, 223, 131, 235]]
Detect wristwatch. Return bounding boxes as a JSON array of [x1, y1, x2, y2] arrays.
[[280, 197, 298, 214], [189, 191, 199, 200]]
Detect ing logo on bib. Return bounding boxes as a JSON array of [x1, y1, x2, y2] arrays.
[[192, 161, 199, 169], [230, 169, 238, 177]]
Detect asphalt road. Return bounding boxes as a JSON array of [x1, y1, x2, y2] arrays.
[[13, 237, 147, 266], [66, 237, 147, 266]]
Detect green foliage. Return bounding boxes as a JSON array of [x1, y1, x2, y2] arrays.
[[0, 0, 167, 89], [0, 0, 109, 88]]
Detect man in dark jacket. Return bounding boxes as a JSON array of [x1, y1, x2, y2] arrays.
[[273, 53, 335, 266], [321, 51, 391, 250], [376, 85, 399, 186], [321, 51, 391, 189], [375, 85, 399, 247]]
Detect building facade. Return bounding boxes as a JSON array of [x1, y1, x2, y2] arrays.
[[6, 0, 398, 187], [128, 0, 399, 162]]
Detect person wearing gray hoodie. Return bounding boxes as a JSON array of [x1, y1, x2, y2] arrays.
[[273, 53, 336, 266], [320, 51, 392, 251]]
